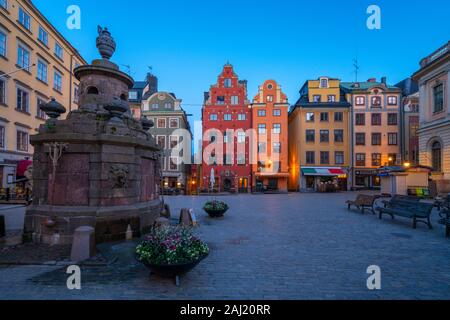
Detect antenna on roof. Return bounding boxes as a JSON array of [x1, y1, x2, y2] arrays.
[[353, 57, 360, 82]]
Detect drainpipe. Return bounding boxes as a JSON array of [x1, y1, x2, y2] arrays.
[[69, 54, 73, 112]]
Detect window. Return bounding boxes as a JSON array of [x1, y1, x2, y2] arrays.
[[355, 96, 365, 106], [36, 97, 47, 119], [157, 136, 166, 149], [371, 96, 382, 107], [267, 95, 273, 102], [387, 96, 397, 106], [223, 131, 230, 144], [217, 96, 225, 105], [328, 95, 336, 102], [17, 45, 30, 70], [0, 0, 7, 10], [273, 124, 281, 134], [54, 71, 62, 92], [335, 152, 344, 165], [152, 103, 159, 109], [164, 103, 172, 109], [372, 153, 382, 167], [258, 142, 266, 153], [237, 131, 246, 143], [169, 157, 178, 171], [388, 154, 397, 165], [372, 133, 382, 146], [0, 125, 4, 149], [356, 153, 366, 167], [273, 109, 281, 117], [432, 141, 442, 172], [157, 118, 166, 128], [238, 114, 246, 121], [355, 133, 365, 146], [0, 77, 5, 104], [38, 26, 48, 46], [231, 96, 238, 105], [55, 42, 64, 60], [17, 131, 28, 152], [0, 30, 6, 57], [320, 112, 329, 122], [37, 59, 48, 83], [313, 95, 321, 103], [258, 124, 266, 135], [319, 78, 328, 88], [88, 86, 99, 95], [209, 114, 218, 121], [273, 142, 281, 153], [16, 87, 29, 113], [388, 113, 398, 125], [129, 91, 138, 100], [371, 113, 381, 126], [258, 110, 266, 117], [433, 84, 444, 113], [169, 118, 179, 128], [334, 112, 343, 122], [237, 154, 246, 165], [334, 130, 344, 143], [18, 7, 31, 30], [320, 151, 329, 165], [224, 113, 232, 121], [388, 133, 398, 145], [320, 130, 329, 143], [306, 112, 315, 122], [224, 78, 232, 88], [355, 113, 365, 125], [306, 130, 315, 142], [306, 151, 315, 164], [170, 136, 179, 149]]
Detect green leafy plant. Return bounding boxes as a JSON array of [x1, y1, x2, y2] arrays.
[[136, 226, 209, 266], [203, 200, 229, 211]]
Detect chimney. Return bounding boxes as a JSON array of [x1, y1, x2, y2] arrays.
[[204, 92, 210, 103], [146, 73, 158, 95], [367, 78, 376, 83], [381, 77, 387, 85]]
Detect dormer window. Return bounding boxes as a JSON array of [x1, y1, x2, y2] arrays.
[[313, 95, 321, 103], [224, 79, 232, 88], [319, 78, 329, 88]]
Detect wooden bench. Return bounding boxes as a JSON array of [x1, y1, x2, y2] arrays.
[[438, 207, 450, 238], [346, 194, 379, 214], [381, 194, 420, 208], [378, 200, 434, 229]]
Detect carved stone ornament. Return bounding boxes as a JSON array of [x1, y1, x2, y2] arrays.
[[109, 164, 129, 189]]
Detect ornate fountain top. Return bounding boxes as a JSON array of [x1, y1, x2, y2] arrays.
[[96, 26, 116, 60]]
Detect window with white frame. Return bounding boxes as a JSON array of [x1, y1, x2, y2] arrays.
[[169, 157, 178, 171], [37, 59, 48, 83], [157, 118, 166, 128], [258, 124, 266, 135], [169, 136, 179, 149], [258, 110, 266, 117], [231, 96, 239, 105], [387, 96, 397, 106], [128, 91, 138, 100], [224, 78, 232, 88], [53, 70, 62, 92], [55, 42, 63, 60], [0, 30, 6, 57], [209, 114, 218, 121], [17, 44, 30, 70], [237, 113, 246, 121], [273, 109, 281, 116], [237, 153, 245, 165], [164, 102, 172, 109], [16, 87, 29, 113], [18, 7, 31, 30], [16, 130, 29, 152], [169, 118, 179, 128], [36, 97, 47, 119], [273, 124, 281, 134], [152, 103, 159, 109], [0, 76, 6, 105], [38, 26, 49, 46], [273, 142, 281, 154], [157, 136, 166, 149], [319, 78, 329, 88], [267, 95, 274, 102], [355, 96, 365, 106], [224, 113, 232, 121], [237, 131, 246, 143]]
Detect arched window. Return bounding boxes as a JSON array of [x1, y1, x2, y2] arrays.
[[87, 86, 99, 95], [432, 141, 442, 172]]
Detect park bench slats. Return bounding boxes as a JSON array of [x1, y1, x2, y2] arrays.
[[378, 198, 434, 229], [346, 194, 378, 214]]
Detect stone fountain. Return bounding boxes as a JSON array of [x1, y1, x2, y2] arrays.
[[24, 26, 162, 245]]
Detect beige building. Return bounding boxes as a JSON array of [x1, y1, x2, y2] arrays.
[[341, 79, 402, 189], [413, 41, 450, 181], [0, 0, 85, 187]]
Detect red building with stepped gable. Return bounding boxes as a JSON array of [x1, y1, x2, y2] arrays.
[[201, 64, 252, 193]]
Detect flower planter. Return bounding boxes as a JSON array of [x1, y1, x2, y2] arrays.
[[203, 201, 229, 218], [204, 208, 228, 217]]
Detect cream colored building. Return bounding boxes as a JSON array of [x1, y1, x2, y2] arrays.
[[413, 41, 450, 181], [0, 0, 85, 187]]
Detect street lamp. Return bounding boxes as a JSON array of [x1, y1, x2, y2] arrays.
[[404, 162, 411, 168]]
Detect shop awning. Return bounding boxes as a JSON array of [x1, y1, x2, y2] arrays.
[[301, 167, 346, 176]]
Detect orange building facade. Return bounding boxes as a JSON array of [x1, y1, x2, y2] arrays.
[[251, 80, 289, 192]]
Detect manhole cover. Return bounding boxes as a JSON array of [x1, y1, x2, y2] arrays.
[[391, 233, 413, 239]]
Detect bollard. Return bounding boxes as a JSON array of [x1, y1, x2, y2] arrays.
[[70, 226, 96, 262], [0, 215, 5, 238]]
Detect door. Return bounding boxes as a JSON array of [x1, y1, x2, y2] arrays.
[[268, 179, 278, 191], [239, 178, 248, 193], [306, 176, 315, 190], [223, 178, 232, 192]]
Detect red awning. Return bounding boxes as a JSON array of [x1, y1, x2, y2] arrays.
[[329, 169, 345, 175], [17, 160, 32, 177]]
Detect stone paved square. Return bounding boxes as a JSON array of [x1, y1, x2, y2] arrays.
[[1, 193, 449, 300]]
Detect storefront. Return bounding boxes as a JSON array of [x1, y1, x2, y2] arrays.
[[300, 167, 348, 192], [353, 169, 380, 190]]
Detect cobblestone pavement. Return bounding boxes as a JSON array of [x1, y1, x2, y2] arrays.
[[1, 193, 450, 300]]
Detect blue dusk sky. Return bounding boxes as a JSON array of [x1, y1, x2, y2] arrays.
[[34, 0, 449, 141]]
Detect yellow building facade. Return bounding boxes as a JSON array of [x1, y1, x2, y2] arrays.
[[288, 77, 351, 192], [0, 0, 85, 187]]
